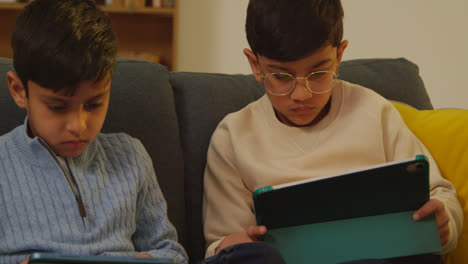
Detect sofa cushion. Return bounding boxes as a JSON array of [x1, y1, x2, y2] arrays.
[[339, 58, 433, 110], [392, 101, 468, 263], [170, 72, 264, 262], [0, 58, 25, 135], [105, 59, 186, 247]]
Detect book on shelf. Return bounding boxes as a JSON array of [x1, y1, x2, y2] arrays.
[[133, 0, 145, 8], [162, 0, 174, 8], [0, 0, 31, 3], [108, 0, 129, 8], [99, 0, 173, 9], [146, 0, 174, 8], [253, 155, 441, 264], [147, 0, 161, 8], [100, 0, 143, 8]]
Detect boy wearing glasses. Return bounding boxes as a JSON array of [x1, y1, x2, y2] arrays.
[[202, 0, 463, 262]]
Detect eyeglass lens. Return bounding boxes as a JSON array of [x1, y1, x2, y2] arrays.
[[264, 72, 335, 95]]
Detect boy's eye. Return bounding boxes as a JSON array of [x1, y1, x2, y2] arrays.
[[308, 71, 328, 81], [273, 73, 293, 81], [85, 103, 103, 111], [48, 105, 66, 111]]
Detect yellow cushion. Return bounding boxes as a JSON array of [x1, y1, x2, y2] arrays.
[[392, 102, 468, 263]]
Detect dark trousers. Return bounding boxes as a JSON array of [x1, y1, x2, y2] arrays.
[[199, 243, 286, 264], [199, 242, 444, 264], [343, 254, 444, 264]]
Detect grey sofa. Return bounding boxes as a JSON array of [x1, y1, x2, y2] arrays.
[[0, 57, 433, 263]]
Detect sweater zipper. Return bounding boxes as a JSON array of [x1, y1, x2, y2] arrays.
[[61, 160, 88, 218], [39, 140, 87, 223]]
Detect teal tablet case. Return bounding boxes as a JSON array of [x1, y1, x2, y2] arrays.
[[253, 156, 441, 264]]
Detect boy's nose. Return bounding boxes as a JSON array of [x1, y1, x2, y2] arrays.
[[67, 110, 87, 136], [289, 78, 312, 101]]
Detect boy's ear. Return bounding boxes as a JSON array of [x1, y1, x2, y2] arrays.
[[335, 40, 349, 72], [7, 71, 28, 109], [243, 48, 263, 82]]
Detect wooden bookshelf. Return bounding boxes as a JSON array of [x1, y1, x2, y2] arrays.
[[0, 0, 178, 70], [0, 3, 24, 10]]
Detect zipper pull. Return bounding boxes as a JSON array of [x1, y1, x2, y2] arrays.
[[76, 195, 87, 217]]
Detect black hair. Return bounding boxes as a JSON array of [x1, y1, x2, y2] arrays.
[[246, 0, 344, 61], [11, 0, 118, 95]]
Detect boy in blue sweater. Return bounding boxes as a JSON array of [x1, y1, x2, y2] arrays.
[[1, 0, 187, 263]]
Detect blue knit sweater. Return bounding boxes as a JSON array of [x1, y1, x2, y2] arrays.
[[0, 124, 188, 264]]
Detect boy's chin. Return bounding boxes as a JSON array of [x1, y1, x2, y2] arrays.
[[54, 147, 87, 158], [281, 115, 318, 127], [292, 120, 316, 127]]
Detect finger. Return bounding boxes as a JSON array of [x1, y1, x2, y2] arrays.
[[436, 211, 450, 229], [246, 225, 267, 239], [257, 225, 267, 234], [413, 200, 443, 220], [246, 225, 266, 235], [439, 226, 450, 246], [439, 224, 450, 246]]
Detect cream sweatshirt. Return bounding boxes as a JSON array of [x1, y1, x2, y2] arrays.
[[202, 80, 463, 257]]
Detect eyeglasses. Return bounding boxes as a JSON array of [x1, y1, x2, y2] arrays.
[[261, 71, 337, 96]]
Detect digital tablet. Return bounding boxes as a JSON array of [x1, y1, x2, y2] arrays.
[[28, 253, 176, 264], [253, 155, 431, 229], [252, 155, 441, 264]]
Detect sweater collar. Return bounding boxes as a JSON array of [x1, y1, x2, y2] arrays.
[[11, 118, 98, 168]]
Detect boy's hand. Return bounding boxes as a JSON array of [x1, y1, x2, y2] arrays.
[[215, 225, 267, 254], [413, 199, 450, 246], [19, 258, 29, 264]]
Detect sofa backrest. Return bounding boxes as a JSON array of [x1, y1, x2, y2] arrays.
[[0, 58, 25, 134], [170, 72, 264, 261], [0, 57, 434, 263], [338, 58, 433, 110], [104, 59, 187, 248]]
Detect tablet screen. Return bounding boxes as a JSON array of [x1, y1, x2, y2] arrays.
[[28, 253, 175, 264]]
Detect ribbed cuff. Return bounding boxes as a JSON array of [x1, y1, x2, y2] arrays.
[[205, 238, 223, 258]]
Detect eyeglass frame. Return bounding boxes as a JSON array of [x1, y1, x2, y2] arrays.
[[260, 70, 338, 96]]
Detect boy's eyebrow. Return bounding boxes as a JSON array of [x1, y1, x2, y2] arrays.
[[266, 58, 333, 73], [265, 64, 290, 72], [39, 95, 66, 102], [40, 90, 110, 102], [86, 91, 110, 101], [309, 59, 333, 70]]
